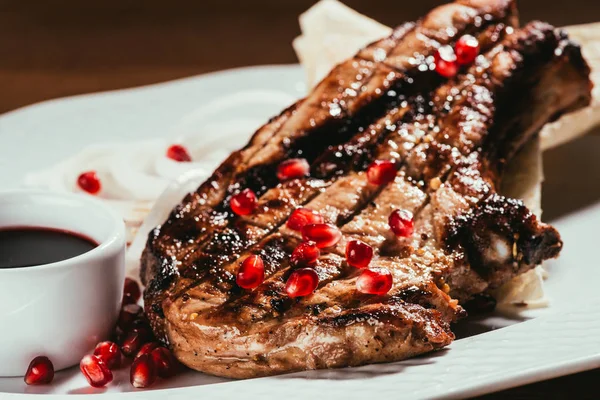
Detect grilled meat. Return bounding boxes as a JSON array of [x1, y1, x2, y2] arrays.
[[140, 0, 592, 379]]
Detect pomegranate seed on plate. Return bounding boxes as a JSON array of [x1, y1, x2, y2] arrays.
[[285, 268, 319, 298], [166, 144, 192, 162], [277, 158, 310, 181], [80, 355, 113, 388], [77, 171, 101, 195], [123, 277, 141, 305], [290, 241, 320, 266], [301, 223, 342, 249], [230, 188, 257, 216], [286, 208, 324, 231], [366, 160, 398, 185], [236, 255, 265, 289], [150, 347, 178, 378], [434, 45, 458, 78], [136, 342, 161, 359], [455, 35, 480, 65], [93, 341, 122, 369], [345, 239, 373, 269], [356, 268, 393, 295], [117, 303, 143, 330], [121, 330, 149, 357], [388, 209, 414, 237], [130, 354, 157, 388], [24, 356, 54, 385]]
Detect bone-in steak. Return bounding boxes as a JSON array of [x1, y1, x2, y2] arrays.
[[140, 0, 592, 379]]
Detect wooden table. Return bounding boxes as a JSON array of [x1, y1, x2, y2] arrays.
[[1, 1, 598, 397]]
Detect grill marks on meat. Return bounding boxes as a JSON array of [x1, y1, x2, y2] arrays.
[[140, 0, 592, 380]]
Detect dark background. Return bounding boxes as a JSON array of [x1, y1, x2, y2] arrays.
[[1, 0, 599, 397]]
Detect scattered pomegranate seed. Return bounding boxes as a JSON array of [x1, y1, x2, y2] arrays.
[[345, 239, 374, 269], [230, 188, 257, 216], [24, 356, 54, 385], [277, 158, 310, 181], [136, 342, 161, 359], [121, 330, 149, 357], [117, 303, 143, 331], [356, 268, 393, 295], [150, 347, 178, 379], [455, 35, 480, 65], [285, 268, 319, 298], [301, 223, 342, 249], [286, 208, 324, 231], [389, 209, 414, 237], [80, 355, 113, 388], [366, 160, 398, 185], [166, 144, 192, 162], [77, 171, 101, 195], [93, 341, 122, 369], [434, 45, 458, 78], [290, 241, 320, 266], [236, 255, 265, 289], [123, 278, 141, 305], [130, 354, 157, 388]]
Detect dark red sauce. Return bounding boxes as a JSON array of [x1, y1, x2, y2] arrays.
[[0, 227, 98, 269]]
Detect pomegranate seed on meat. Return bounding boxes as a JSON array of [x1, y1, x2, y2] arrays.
[[230, 188, 257, 216], [301, 223, 342, 249], [356, 268, 393, 295], [93, 341, 122, 369], [236, 255, 265, 289], [130, 354, 157, 388], [166, 144, 192, 162], [286, 208, 324, 231], [388, 209, 414, 237], [80, 355, 113, 388], [77, 171, 101, 195], [285, 268, 319, 298], [455, 35, 480, 65], [290, 241, 320, 266], [366, 160, 398, 185], [345, 239, 373, 269], [123, 277, 141, 305], [150, 347, 178, 378], [434, 45, 458, 78], [24, 356, 54, 385], [277, 158, 310, 181]]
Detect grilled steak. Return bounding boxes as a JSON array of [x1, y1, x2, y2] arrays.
[[140, 0, 592, 379]]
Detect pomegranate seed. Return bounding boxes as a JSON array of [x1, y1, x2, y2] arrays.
[[93, 341, 122, 369], [356, 268, 393, 295], [24, 356, 54, 385], [345, 239, 374, 269], [166, 144, 192, 162], [290, 241, 320, 266], [121, 330, 149, 357], [366, 160, 398, 185], [236, 255, 265, 289], [285, 268, 319, 298], [301, 223, 342, 249], [286, 208, 324, 231], [130, 354, 157, 388], [136, 342, 161, 359], [80, 355, 113, 388], [434, 45, 458, 78], [230, 188, 257, 216], [455, 35, 480, 65], [388, 209, 414, 237], [277, 158, 310, 181], [150, 347, 178, 378], [123, 278, 141, 305], [117, 303, 143, 331], [77, 171, 101, 195]]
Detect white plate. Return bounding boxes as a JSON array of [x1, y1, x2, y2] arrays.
[[0, 65, 599, 399]]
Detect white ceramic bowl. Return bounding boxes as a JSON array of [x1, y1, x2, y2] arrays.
[[0, 190, 126, 377]]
